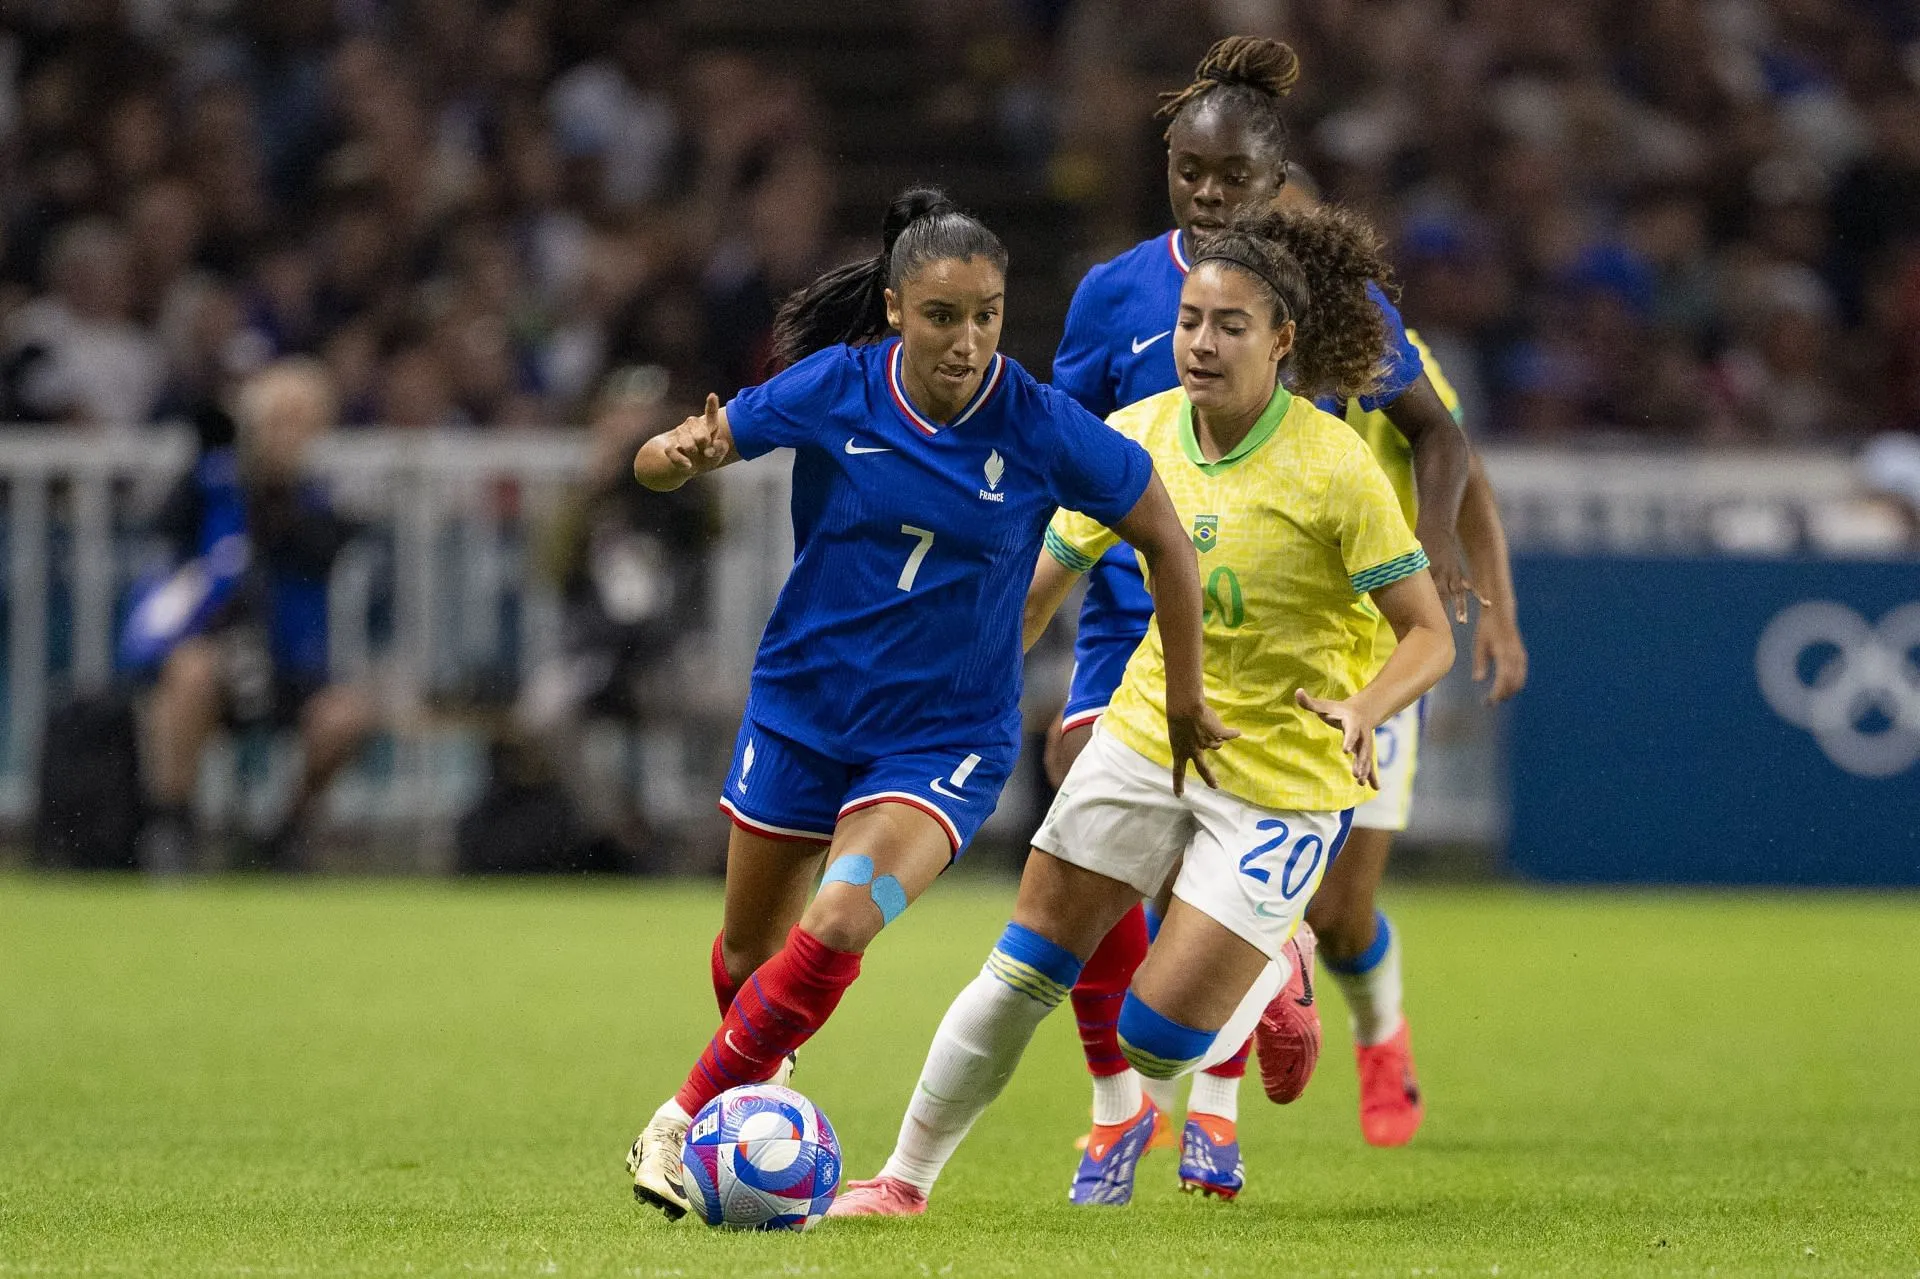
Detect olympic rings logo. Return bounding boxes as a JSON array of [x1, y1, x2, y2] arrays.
[[1754, 601, 1920, 779]]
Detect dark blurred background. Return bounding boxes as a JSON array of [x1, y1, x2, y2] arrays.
[[2, 0, 1917, 883]]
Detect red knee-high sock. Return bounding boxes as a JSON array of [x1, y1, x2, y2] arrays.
[[675, 925, 862, 1117], [1204, 1034, 1252, 1079], [710, 931, 742, 1017], [1070, 904, 1150, 1077]]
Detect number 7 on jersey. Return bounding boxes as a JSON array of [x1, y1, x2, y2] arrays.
[[897, 525, 935, 591]]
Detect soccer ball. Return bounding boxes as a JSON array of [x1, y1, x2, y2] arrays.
[[681, 1084, 841, 1230]]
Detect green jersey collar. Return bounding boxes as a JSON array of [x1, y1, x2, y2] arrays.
[[1179, 382, 1293, 474]]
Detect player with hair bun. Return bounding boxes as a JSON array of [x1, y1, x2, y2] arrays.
[[831, 202, 1457, 1218], [622, 186, 1220, 1220], [1044, 36, 1484, 1196]]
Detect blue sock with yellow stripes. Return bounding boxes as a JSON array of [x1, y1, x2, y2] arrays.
[[878, 922, 1082, 1194], [1117, 992, 1215, 1080]]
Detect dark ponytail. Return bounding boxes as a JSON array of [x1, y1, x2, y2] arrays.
[[1156, 36, 1300, 157], [768, 186, 1009, 371], [1193, 204, 1394, 401]]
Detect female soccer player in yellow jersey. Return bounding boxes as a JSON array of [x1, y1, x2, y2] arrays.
[[830, 204, 1455, 1217], [1047, 37, 1483, 1190], [1274, 166, 1529, 1151]]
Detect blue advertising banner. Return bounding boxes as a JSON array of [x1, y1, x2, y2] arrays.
[[1508, 555, 1920, 885]]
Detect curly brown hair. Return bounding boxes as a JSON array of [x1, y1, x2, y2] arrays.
[[1192, 204, 1395, 401], [1155, 36, 1301, 156]]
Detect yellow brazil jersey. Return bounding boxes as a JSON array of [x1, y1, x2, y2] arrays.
[[1343, 329, 1461, 657], [1045, 383, 1429, 813], [1342, 329, 1462, 530]]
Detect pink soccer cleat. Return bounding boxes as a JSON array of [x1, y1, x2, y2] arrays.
[[1254, 923, 1322, 1104], [1356, 1019, 1424, 1146], [826, 1175, 928, 1218]]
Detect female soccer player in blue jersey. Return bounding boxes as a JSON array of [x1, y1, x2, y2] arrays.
[[831, 204, 1456, 1219], [1043, 35, 1491, 1192], [622, 187, 1223, 1220]]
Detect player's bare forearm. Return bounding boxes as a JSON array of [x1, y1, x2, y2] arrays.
[[1023, 550, 1081, 652], [1386, 377, 1471, 535], [1387, 377, 1476, 617], [1354, 571, 1456, 726], [1457, 453, 1516, 620], [1112, 475, 1205, 714], [1457, 453, 1529, 700], [633, 396, 738, 491]]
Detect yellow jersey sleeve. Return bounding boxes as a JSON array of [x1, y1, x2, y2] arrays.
[[1043, 505, 1122, 575], [1325, 445, 1429, 596], [1407, 330, 1462, 424]]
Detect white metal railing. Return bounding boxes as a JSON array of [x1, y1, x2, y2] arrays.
[[0, 435, 1896, 851], [0, 427, 795, 846], [1482, 448, 1867, 554]]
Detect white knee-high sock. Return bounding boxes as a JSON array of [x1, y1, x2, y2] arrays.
[[1140, 1073, 1178, 1119], [1327, 911, 1404, 1047], [879, 929, 1075, 1194]]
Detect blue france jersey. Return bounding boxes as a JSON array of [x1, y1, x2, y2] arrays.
[[726, 339, 1152, 760], [1051, 229, 1425, 713]]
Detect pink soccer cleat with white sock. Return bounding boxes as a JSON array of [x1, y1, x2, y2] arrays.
[[1254, 923, 1322, 1104]]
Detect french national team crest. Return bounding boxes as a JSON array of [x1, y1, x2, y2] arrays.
[[1192, 514, 1219, 552]]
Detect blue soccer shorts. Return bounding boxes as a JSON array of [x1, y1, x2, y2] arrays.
[[718, 715, 1018, 858]]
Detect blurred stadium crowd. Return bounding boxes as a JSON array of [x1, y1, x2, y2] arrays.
[[6, 0, 1920, 873], [0, 0, 1917, 443]]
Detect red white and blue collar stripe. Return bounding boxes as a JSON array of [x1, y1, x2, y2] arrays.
[[1167, 229, 1192, 275], [886, 341, 1006, 437]]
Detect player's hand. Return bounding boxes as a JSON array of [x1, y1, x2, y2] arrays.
[[1166, 699, 1238, 797], [1417, 529, 1485, 625], [656, 394, 730, 479], [1294, 688, 1381, 788], [1472, 609, 1529, 704]]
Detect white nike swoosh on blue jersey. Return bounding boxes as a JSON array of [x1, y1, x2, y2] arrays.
[[1131, 330, 1172, 354], [930, 777, 967, 799], [844, 439, 893, 455]]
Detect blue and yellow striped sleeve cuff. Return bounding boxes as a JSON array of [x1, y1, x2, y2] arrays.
[[1044, 526, 1099, 574], [1350, 547, 1430, 595]]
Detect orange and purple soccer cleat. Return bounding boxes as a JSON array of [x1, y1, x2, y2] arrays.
[[1177, 1113, 1244, 1199], [1068, 1099, 1162, 1206]]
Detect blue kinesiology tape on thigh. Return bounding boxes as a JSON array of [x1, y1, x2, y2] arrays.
[[820, 854, 906, 926], [821, 854, 875, 887]]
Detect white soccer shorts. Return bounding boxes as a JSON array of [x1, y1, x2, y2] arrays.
[[1353, 696, 1424, 832], [1032, 725, 1349, 960]]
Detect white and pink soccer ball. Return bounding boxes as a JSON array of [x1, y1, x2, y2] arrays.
[[681, 1084, 841, 1230]]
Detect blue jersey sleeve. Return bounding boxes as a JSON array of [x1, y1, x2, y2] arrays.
[[1355, 281, 1425, 414], [1051, 268, 1117, 419], [724, 345, 855, 460], [1039, 388, 1152, 528]]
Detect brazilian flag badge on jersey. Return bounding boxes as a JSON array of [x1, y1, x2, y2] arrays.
[[1191, 514, 1219, 553]]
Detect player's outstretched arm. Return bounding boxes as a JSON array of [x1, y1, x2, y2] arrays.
[[1110, 472, 1236, 796], [1023, 549, 1081, 652], [1297, 570, 1454, 788], [1385, 376, 1480, 621], [1456, 452, 1528, 703], [633, 394, 739, 491]]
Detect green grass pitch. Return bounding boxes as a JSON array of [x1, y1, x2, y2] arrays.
[[2, 875, 1916, 1277]]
